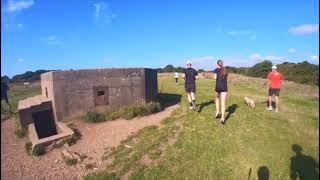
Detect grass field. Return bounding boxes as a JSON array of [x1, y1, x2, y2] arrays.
[[2, 74, 319, 179]]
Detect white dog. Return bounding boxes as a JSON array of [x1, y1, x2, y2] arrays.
[[244, 97, 256, 108]]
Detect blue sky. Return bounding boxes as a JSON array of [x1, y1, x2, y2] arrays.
[[1, 0, 319, 77]]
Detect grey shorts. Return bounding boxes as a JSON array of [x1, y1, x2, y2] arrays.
[[268, 88, 280, 96]]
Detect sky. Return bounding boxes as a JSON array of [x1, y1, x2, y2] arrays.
[[1, 0, 319, 77]]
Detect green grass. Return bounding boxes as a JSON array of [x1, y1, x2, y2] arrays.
[[85, 74, 319, 180], [84, 102, 161, 123]]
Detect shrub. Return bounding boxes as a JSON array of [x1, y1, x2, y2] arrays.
[[85, 102, 161, 122], [84, 112, 105, 123], [104, 111, 121, 121], [25, 142, 32, 154], [32, 145, 46, 156], [65, 158, 78, 166], [85, 163, 96, 170], [15, 128, 27, 138], [63, 136, 77, 146]]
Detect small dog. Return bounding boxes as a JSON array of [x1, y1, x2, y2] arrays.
[[244, 97, 256, 108]]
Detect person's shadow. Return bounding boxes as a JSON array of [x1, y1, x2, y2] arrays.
[[290, 144, 319, 180], [257, 166, 270, 180], [225, 104, 238, 122], [197, 100, 214, 113]]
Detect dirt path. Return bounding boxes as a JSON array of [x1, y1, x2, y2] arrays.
[[1, 104, 179, 180]]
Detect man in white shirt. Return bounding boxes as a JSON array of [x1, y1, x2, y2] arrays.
[[174, 72, 179, 85]]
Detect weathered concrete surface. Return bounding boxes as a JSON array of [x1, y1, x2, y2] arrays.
[[28, 122, 74, 149], [41, 68, 158, 121], [18, 68, 158, 125], [18, 95, 53, 129]]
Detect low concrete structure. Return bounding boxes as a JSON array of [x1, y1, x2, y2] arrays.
[[28, 122, 74, 149], [18, 68, 158, 148]]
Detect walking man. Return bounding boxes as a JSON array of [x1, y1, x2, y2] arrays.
[[174, 72, 179, 85], [182, 61, 198, 110], [1, 81, 12, 113], [265, 65, 282, 112]]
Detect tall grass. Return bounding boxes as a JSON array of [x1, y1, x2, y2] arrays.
[[84, 102, 161, 123]]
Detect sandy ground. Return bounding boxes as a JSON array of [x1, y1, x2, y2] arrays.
[[1, 104, 179, 180]]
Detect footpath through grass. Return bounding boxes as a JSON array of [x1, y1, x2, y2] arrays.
[[86, 74, 319, 180]]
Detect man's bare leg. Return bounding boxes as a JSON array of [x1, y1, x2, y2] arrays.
[[190, 92, 196, 109], [267, 96, 273, 111], [187, 93, 193, 109], [275, 96, 279, 112]]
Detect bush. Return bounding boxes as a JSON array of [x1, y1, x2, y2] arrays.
[[85, 102, 161, 122], [84, 112, 105, 123], [65, 158, 78, 166], [15, 128, 27, 138], [25, 142, 32, 154], [32, 145, 46, 156], [122, 102, 161, 120], [104, 111, 122, 121]]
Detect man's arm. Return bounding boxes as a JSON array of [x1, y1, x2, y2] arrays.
[[264, 73, 271, 85]]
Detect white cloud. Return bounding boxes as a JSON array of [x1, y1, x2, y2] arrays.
[[17, 58, 24, 62], [17, 23, 23, 28], [249, 53, 263, 61], [265, 55, 283, 62], [289, 24, 319, 35], [311, 55, 319, 61], [41, 35, 62, 45], [187, 56, 216, 70], [7, 0, 34, 13], [227, 29, 252, 36], [249, 54, 284, 64], [93, 2, 117, 25], [288, 48, 296, 53]]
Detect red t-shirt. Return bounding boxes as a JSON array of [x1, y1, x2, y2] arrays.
[[268, 71, 282, 89]]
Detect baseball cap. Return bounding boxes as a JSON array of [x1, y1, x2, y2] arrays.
[[186, 60, 192, 65], [271, 65, 277, 69]]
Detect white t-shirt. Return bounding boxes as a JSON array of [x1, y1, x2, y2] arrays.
[[174, 72, 179, 78]]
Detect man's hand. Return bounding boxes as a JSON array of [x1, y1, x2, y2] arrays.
[[195, 76, 199, 80]]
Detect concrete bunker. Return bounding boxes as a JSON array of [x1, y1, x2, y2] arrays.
[[18, 68, 158, 149]]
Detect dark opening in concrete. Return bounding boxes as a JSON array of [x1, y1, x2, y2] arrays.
[[94, 86, 109, 106], [45, 87, 48, 98], [97, 91, 105, 96], [32, 109, 58, 139]]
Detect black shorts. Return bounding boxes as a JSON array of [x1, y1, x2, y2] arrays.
[[1, 93, 8, 103], [175, 78, 178, 82], [268, 88, 280, 96], [215, 86, 228, 93], [185, 83, 196, 93]]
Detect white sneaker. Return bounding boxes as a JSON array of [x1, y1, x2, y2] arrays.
[[266, 106, 273, 111], [275, 108, 278, 112], [189, 106, 193, 110]]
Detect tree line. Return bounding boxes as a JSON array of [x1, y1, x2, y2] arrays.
[[1, 61, 318, 86], [226, 60, 319, 86]]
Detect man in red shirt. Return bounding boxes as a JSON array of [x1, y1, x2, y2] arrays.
[[265, 65, 282, 112]]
